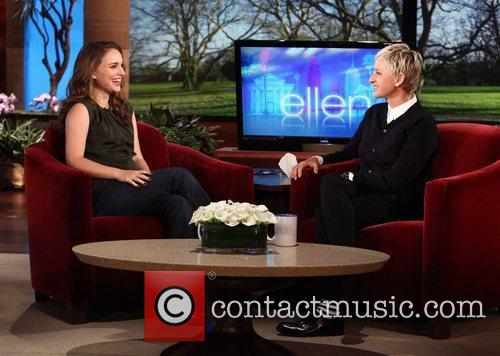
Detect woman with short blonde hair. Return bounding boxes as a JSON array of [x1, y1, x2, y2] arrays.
[[375, 43, 423, 94], [278, 43, 438, 337]]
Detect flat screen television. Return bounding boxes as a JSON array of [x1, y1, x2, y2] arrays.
[[235, 40, 392, 151]]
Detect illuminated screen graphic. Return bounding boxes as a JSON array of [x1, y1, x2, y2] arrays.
[[240, 46, 385, 138]]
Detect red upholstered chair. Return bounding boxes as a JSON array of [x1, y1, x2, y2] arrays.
[[291, 123, 500, 338], [24, 122, 253, 323]]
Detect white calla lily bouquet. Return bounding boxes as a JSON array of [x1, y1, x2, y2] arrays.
[[190, 200, 277, 227]]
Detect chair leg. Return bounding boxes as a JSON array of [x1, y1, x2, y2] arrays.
[[34, 291, 50, 302], [427, 317, 452, 339], [65, 300, 88, 324]]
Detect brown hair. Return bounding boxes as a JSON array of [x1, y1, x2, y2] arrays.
[[375, 43, 423, 94], [58, 41, 130, 126]]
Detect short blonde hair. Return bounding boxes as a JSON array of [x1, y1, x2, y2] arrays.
[[375, 43, 423, 94]]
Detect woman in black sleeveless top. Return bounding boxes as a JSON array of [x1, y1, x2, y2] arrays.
[[59, 41, 210, 237]]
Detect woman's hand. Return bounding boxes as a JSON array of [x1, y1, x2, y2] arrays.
[[117, 169, 151, 187], [291, 156, 320, 180]]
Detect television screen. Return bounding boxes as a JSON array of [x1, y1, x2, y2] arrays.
[[235, 40, 391, 150]]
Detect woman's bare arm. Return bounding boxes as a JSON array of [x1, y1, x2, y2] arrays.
[[65, 103, 150, 186], [131, 112, 150, 172]]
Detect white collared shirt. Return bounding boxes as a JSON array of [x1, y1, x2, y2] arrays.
[[387, 95, 417, 124]]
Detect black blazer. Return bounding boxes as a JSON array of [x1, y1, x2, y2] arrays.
[[322, 102, 438, 210]]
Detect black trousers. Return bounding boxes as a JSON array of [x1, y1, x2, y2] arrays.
[[315, 173, 399, 247], [291, 174, 416, 309], [304, 173, 400, 301]]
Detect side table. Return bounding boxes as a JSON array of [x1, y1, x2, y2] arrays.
[[215, 147, 322, 168], [254, 168, 290, 213]]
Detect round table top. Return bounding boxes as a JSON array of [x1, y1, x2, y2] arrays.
[[73, 239, 389, 277]]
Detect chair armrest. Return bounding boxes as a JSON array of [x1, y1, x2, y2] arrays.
[[25, 145, 93, 245], [24, 143, 93, 299], [291, 159, 359, 224], [422, 160, 500, 305], [166, 142, 254, 203]]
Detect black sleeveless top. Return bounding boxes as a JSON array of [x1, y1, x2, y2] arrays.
[[67, 98, 138, 198]]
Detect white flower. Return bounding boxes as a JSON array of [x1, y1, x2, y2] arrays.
[[213, 200, 227, 209], [214, 209, 228, 221], [189, 209, 202, 225], [224, 216, 239, 227], [253, 210, 267, 222], [266, 212, 278, 224], [201, 211, 213, 222], [237, 211, 250, 220], [242, 215, 257, 226], [236, 205, 250, 215], [190, 200, 276, 227], [256, 204, 268, 212]]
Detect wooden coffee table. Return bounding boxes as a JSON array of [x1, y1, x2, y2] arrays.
[[73, 239, 389, 355]]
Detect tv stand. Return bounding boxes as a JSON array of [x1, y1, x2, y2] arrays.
[[214, 147, 343, 168], [302, 143, 345, 153]]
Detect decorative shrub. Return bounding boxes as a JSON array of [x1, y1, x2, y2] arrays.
[[0, 119, 44, 164], [138, 104, 220, 156]]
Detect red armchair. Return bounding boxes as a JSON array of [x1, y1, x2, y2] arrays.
[[291, 123, 500, 338], [24, 122, 253, 323]]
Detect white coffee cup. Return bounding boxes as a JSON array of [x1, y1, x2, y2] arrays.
[[267, 214, 297, 247]]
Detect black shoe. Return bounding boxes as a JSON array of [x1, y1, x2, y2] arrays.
[[276, 317, 344, 337]]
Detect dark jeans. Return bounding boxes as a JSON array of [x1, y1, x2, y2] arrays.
[[92, 167, 211, 238]]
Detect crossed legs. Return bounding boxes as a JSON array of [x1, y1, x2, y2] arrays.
[[92, 167, 211, 237]]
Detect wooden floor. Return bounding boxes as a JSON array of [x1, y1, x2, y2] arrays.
[[0, 191, 29, 253]]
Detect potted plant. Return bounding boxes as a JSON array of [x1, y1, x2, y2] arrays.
[[190, 200, 277, 252], [0, 119, 44, 189], [138, 104, 221, 156], [2, 93, 60, 127], [0, 93, 17, 114]]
